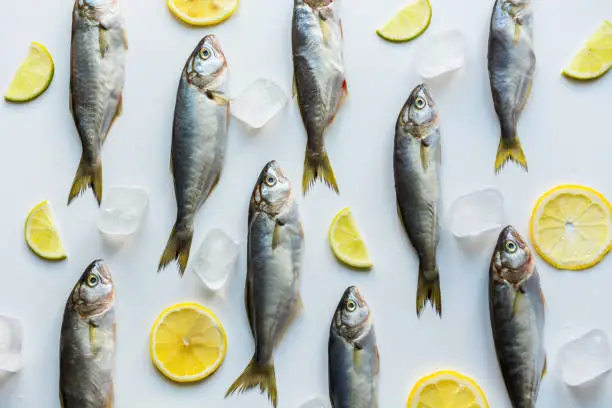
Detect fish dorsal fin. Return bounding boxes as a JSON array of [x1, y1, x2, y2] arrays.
[[541, 356, 548, 380]]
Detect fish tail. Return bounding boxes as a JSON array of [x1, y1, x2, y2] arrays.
[[495, 136, 528, 173], [68, 154, 102, 206], [416, 265, 442, 317], [225, 357, 277, 408], [302, 146, 339, 195], [158, 221, 193, 276]]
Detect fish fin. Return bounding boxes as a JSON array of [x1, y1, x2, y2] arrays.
[[68, 154, 103, 206], [101, 93, 123, 144], [69, 90, 74, 116], [59, 390, 65, 408], [302, 147, 339, 195], [292, 75, 297, 99], [514, 24, 521, 44], [206, 90, 230, 106], [416, 265, 442, 318], [420, 143, 429, 171], [541, 356, 548, 380], [338, 79, 349, 110], [273, 295, 303, 347], [158, 221, 193, 276], [244, 282, 255, 336], [512, 289, 524, 316], [98, 26, 109, 58], [272, 222, 281, 249], [373, 344, 380, 376], [225, 358, 278, 408], [495, 136, 527, 173], [207, 172, 222, 199], [105, 382, 114, 408], [122, 29, 128, 50]]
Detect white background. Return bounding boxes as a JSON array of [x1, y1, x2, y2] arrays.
[[1, 0, 612, 407]]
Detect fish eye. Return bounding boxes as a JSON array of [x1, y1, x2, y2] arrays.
[[86, 274, 99, 288], [415, 97, 426, 110], [265, 175, 277, 186], [199, 47, 211, 60], [505, 241, 518, 253], [345, 300, 357, 312]]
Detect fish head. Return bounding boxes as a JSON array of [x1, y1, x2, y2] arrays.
[[492, 225, 534, 284], [251, 160, 292, 216], [398, 84, 439, 138], [303, 0, 333, 8], [185, 35, 228, 91], [332, 286, 372, 343], [77, 0, 120, 19], [70, 260, 115, 318]]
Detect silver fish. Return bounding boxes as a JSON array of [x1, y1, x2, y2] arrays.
[[226, 160, 304, 408], [490, 226, 546, 408], [69, 0, 127, 205], [329, 286, 379, 408], [158, 35, 229, 276], [488, 0, 535, 172], [60, 260, 115, 408], [394, 84, 442, 317], [292, 0, 348, 194]]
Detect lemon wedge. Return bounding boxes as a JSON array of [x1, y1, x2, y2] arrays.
[[530, 184, 612, 271], [563, 21, 612, 80], [24, 200, 67, 261], [167, 0, 238, 26], [407, 370, 490, 408], [376, 0, 432, 43], [4, 42, 54, 103], [329, 207, 372, 270], [150, 302, 227, 383]]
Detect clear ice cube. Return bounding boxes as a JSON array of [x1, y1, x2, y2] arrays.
[[558, 329, 612, 387], [230, 79, 288, 129], [298, 396, 331, 408], [416, 29, 466, 81], [97, 186, 149, 246], [0, 315, 23, 373], [447, 188, 504, 251], [191, 229, 239, 291]]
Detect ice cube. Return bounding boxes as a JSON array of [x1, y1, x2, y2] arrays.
[[447, 188, 504, 251], [191, 229, 239, 291], [0, 315, 23, 373], [230, 79, 288, 129], [97, 186, 149, 247], [298, 396, 331, 408], [416, 29, 466, 81], [558, 329, 612, 387]]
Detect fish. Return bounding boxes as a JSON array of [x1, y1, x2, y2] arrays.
[[393, 83, 442, 317], [292, 0, 348, 195], [60, 260, 116, 408], [158, 35, 229, 276], [69, 0, 127, 205], [490, 225, 546, 408], [329, 286, 379, 408], [488, 0, 536, 172], [226, 160, 304, 408]]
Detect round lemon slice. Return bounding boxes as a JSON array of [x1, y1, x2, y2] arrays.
[[376, 0, 432, 43], [4, 42, 54, 103], [329, 207, 372, 270], [150, 302, 227, 383], [407, 370, 490, 408], [530, 185, 612, 271], [563, 21, 612, 80], [167, 0, 238, 26], [24, 200, 67, 260]]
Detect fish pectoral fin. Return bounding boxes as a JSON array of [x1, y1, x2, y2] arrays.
[[541, 356, 548, 380], [122, 29, 128, 50], [206, 90, 230, 106], [513, 24, 521, 44], [207, 172, 222, 199], [511, 289, 524, 317], [373, 344, 380, 376], [271, 220, 286, 249], [420, 143, 429, 171], [98, 26, 109, 58]]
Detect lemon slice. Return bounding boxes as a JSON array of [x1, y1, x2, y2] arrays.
[[24, 200, 67, 260], [150, 302, 227, 383], [563, 21, 612, 80], [407, 370, 490, 408], [329, 207, 372, 269], [4, 42, 54, 103], [167, 0, 238, 26], [530, 185, 612, 271], [376, 0, 432, 43]]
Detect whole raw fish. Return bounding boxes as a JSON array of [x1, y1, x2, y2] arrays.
[[226, 161, 304, 408], [394, 84, 442, 317], [490, 226, 546, 408], [158, 35, 229, 276], [329, 286, 379, 408], [60, 260, 115, 408], [488, 0, 535, 172], [69, 0, 127, 205], [292, 0, 348, 194]]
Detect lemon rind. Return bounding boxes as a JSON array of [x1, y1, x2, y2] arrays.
[[376, 0, 432, 43], [166, 0, 239, 27], [329, 207, 373, 269], [406, 369, 490, 408], [4, 42, 54, 103], [562, 21, 612, 81], [24, 200, 67, 260]]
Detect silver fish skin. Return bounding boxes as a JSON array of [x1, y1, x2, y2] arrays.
[[329, 286, 379, 408], [488, 0, 535, 173], [292, 0, 348, 194], [69, 0, 127, 205], [158, 35, 229, 276], [490, 226, 546, 408], [60, 260, 115, 408], [226, 160, 304, 408], [393, 84, 442, 317]]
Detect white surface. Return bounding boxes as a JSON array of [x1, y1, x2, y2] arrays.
[[1, 0, 612, 407]]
